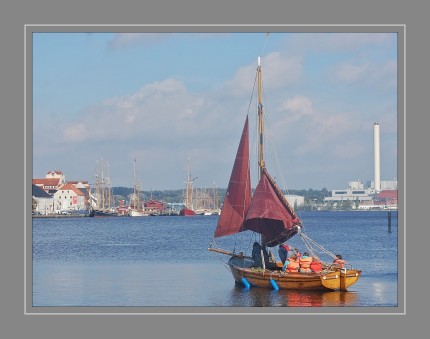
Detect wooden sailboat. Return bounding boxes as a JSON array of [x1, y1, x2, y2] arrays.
[[195, 187, 215, 215], [90, 159, 118, 217], [129, 159, 149, 217], [179, 161, 196, 216], [209, 56, 361, 291]]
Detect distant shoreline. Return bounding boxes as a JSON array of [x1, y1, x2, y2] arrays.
[[32, 214, 88, 218]]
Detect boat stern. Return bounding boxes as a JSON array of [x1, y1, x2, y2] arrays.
[[321, 269, 362, 291]]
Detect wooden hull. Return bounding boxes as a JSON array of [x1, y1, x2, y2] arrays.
[[228, 257, 361, 291]]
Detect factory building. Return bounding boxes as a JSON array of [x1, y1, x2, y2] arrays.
[[285, 194, 305, 207], [324, 122, 398, 210]]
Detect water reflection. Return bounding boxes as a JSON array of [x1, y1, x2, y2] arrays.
[[229, 286, 358, 307]]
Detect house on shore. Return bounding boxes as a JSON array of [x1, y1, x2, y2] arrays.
[[53, 182, 87, 213], [32, 184, 54, 215], [32, 170, 92, 214]]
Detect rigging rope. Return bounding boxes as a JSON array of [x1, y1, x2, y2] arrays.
[[260, 32, 270, 57], [298, 231, 338, 261]]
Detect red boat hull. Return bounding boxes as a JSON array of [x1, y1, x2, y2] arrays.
[[179, 208, 196, 216]]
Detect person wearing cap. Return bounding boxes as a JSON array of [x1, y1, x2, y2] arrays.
[[278, 243, 292, 264]]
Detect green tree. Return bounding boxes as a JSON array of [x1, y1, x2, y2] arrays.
[[32, 197, 37, 212]]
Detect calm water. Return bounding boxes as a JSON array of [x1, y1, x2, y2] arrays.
[[32, 211, 399, 309]]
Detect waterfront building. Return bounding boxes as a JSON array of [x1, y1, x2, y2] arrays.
[[324, 181, 375, 204], [324, 180, 398, 210], [32, 184, 54, 215], [323, 122, 398, 210], [53, 182, 87, 213], [285, 194, 305, 208], [33, 170, 93, 214], [32, 170, 66, 194]]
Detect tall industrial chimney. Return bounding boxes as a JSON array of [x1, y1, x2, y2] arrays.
[[373, 122, 381, 192]]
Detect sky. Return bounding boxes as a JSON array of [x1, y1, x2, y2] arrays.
[[32, 31, 398, 192]]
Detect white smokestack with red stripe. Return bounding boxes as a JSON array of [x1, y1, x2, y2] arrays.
[[373, 122, 381, 192]]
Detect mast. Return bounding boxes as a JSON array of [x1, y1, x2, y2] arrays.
[[133, 159, 138, 209], [257, 56, 266, 248], [95, 160, 100, 210], [186, 167, 191, 209], [185, 159, 195, 210], [257, 56, 265, 179], [107, 161, 112, 210], [213, 181, 217, 210], [101, 159, 105, 210]]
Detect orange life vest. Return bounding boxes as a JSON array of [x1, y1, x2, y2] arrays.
[[299, 256, 312, 272], [333, 258, 346, 268], [310, 261, 323, 272], [286, 258, 300, 272]]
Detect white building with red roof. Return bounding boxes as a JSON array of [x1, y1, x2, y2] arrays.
[[32, 170, 66, 194], [53, 183, 87, 213]]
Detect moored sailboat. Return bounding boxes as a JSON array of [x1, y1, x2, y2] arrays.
[[90, 159, 118, 217], [179, 161, 196, 216], [128, 159, 150, 217], [209, 55, 361, 291]]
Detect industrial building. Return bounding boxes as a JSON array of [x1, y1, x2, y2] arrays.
[[324, 122, 398, 210]]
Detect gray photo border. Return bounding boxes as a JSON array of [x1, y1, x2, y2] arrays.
[[25, 24, 405, 315]]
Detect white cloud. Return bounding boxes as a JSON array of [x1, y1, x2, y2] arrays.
[[63, 123, 87, 142], [334, 62, 369, 82], [276, 95, 361, 157], [224, 52, 302, 97], [58, 78, 232, 152], [281, 96, 314, 119], [331, 58, 396, 89]]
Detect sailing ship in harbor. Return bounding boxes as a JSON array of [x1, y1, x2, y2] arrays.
[[209, 54, 361, 291], [128, 159, 149, 217], [179, 161, 196, 216], [194, 183, 221, 215], [90, 159, 118, 217]]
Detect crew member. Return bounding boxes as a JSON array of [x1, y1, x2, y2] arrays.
[[282, 254, 300, 272], [278, 243, 291, 264], [299, 252, 313, 273], [310, 256, 323, 273], [333, 254, 346, 268]]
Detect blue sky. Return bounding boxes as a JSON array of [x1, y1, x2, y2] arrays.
[[32, 31, 398, 191]]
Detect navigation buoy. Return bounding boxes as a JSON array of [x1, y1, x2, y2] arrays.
[[388, 211, 392, 233]]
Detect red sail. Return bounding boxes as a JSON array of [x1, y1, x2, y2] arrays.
[[244, 169, 299, 246], [214, 116, 251, 238]]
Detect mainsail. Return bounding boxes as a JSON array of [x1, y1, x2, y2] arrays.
[[214, 114, 300, 246]]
